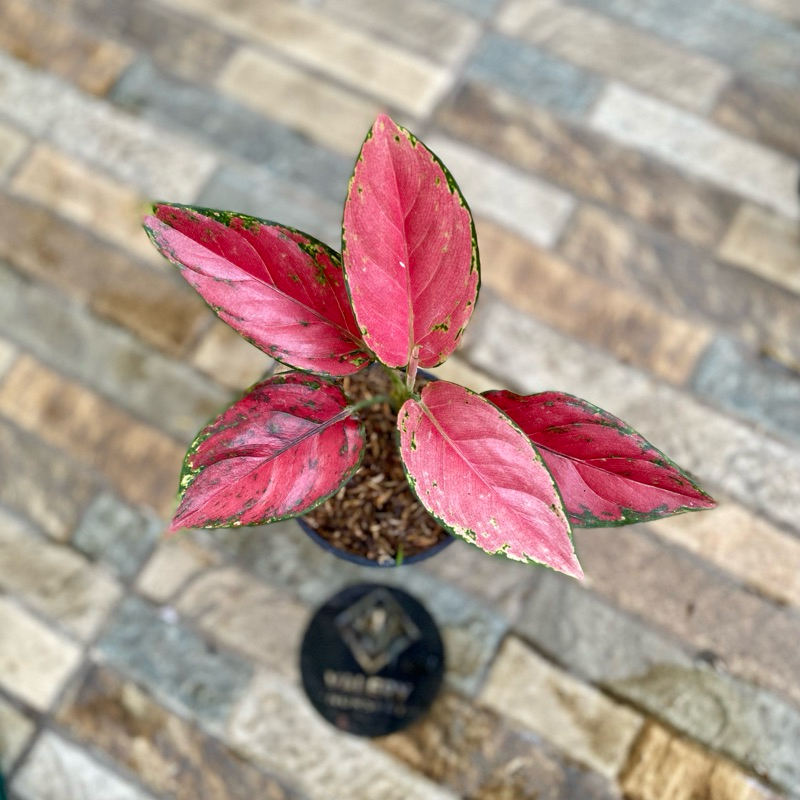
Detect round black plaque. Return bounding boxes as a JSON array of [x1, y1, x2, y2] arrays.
[[300, 583, 445, 737]]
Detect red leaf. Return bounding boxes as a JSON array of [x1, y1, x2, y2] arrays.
[[398, 381, 581, 578], [171, 371, 364, 531], [144, 204, 371, 376], [342, 115, 479, 370], [484, 390, 716, 527]]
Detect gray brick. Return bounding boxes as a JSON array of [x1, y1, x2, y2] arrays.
[[72, 492, 162, 579], [439, 0, 499, 19], [692, 336, 800, 444], [0, 264, 229, 441], [111, 59, 352, 203], [519, 572, 800, 794], [573, 0, 800, 89], [198, 163, 342, 249], [462, 292, 800, 539], [96, 595, 253, 724], [467, 33, 604, 117]]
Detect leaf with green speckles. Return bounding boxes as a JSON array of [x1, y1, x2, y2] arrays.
[[398, 381, 581, 578], [171, 371, 364, 531], [484, 390, 716, 527], [144, 203, 371, 377], [342, 115, 480, 370]]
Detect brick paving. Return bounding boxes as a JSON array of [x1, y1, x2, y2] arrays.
[[0, 0, 798, 797]]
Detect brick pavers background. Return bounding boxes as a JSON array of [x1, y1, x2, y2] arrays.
[[0, 0, 798, 797]]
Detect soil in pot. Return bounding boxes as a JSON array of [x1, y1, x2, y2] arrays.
[[302, 367, 449, 565]]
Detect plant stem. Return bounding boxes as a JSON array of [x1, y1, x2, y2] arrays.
[[344, 394, 393, 417], [381, 364, 410, 412]]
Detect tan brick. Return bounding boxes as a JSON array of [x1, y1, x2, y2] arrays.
[[499, 0, 728, 112], [136, 537, 219, 603], [0, 0, 133, 95], [0, 191, 207, 356], [0, 356, 184, 513], [190, 319, 273, 390], [164, 0, 451, 116], [0, 121, 27, 178], [718, 204, 800, 296], [0, 597, 82, 711], [622, 723, 780, 800], [0, 508, 122, 640], [480, 637, 643, 778], [176, 567, 307, 678], [478, 219, 711, 384], [217, 48, 381, 156], [0, 696, 35, 772], [652, 500, 800, 609], [0, 337, 16, 379], [11, 144, 159, 264]]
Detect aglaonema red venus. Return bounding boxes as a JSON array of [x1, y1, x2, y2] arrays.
[[144, 113, 715, 580]]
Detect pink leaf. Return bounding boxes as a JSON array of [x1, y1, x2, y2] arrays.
[[172, 371, 364, 531], [398, 381, 582, 578], [144, 204, 371, 376], [484, 390, 716, 527], [342, 115, 479, 370]]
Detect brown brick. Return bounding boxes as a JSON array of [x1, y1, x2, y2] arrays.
[[574, 526, 800, 707], [57, 664, 299, 800], [0, 356, 184, 513], [436, 81, 740, 250], [478, 219, 711, 384], [559, 204, 800, 369], [622, 723, 780, 800], [713, 76, 800, 160], [0, 0, 133, 95], [0, 419, 96, 541], [0, 192, 207, 356]]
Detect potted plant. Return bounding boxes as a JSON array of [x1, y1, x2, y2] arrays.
[[144, 115, 715, 578]]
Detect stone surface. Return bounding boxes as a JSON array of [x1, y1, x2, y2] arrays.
[[0, 355, 185, 513], [480, 637, 643, 779], [225, 671, 458, 800], [691, 335, 800, 442], [322, 0, 479, 65], [175, 567, 307, 679], [0, 0, 133, 95], [621, 724, 780, 800], [736, 0, 800, 22], [217, 48, 381, 157], [0, 420, 96, 541], [96, 595, 253, 724], [190, 319, 274, 391], [573, 0, 800, 90], [0, 596, 82, 711], [0, 52, 216, 200], [162, 0, 452, 117], [426, 135, 574, 248], [0, 264, 230, 442], [72, 492, 163, 580], [11, 144, 158, 264], [0, 192, 209, 356], [381, 692, 621, 800], [498, 0, 728, 112], [718, 203, 800, 298], [13, 731, 158, 800], [0, 507, 122, 640], [467, 32, 602, 117], [713, 77, 800, 160], [477, 219, 711, 384], [57, 664, 301, 800], [111, 58, 351, 203], [559, 204, 800, 369], [462, 294, 800, 541], [136, 537, 219, 603], [0, 695, 35, 772], [0, 120, 27, 178], [590, 84, 799, 220], [652, 499, 800, 609], [437, 81, 740, 249]]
